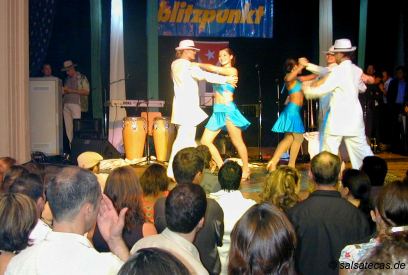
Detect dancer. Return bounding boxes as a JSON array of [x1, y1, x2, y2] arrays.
[[302, 39, 373, 169], [166, 40, 237, 179], [196, 48, 251, 180], [266, 58, 308, 172]]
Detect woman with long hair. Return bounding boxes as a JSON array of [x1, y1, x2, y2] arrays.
[[91, 166, 156, 252], [140, 164, 169, 223], [267, 58, 309, 172], [196, 48, 251, 180], [228, 203, 297, 275]]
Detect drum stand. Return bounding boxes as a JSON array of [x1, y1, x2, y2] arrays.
[[135, 99, 164, 166]]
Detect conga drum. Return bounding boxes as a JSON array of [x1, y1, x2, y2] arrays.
[[153, 117, 176, 162], [123, 117, 147, 160]]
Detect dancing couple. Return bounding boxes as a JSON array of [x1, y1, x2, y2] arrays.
[[167, 40, 251, 181]]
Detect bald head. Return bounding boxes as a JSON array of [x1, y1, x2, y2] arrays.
[[310, 151, 341, 185]]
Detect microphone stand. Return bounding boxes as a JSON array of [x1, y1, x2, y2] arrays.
[[256, 65, 263, 161]]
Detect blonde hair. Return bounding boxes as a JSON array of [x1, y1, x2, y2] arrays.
[[262, 166, 301, 210]]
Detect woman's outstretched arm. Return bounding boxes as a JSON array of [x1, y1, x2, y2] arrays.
[[194, 62, 237, 76]]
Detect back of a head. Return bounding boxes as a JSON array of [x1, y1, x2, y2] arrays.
[[361, 156, 387, 187], [165, 183, 207, 234], [1, 165, 29, 192], [311, 151, 341, 185], [218, 161, 242, 191], [140, 163, 169, 197], [105, 166, 145, 228], [262, 166, 300, 211], [47, 166, 100, 222], [376, 180, 408, 240], [342, 169, 371, 201], [0, 193, 37, 252], [196, 145, 211, 169], [172, 147, 204, 184], [357, 239, 408, 275], [9, 173, 44, 202], [229, 203, 297, 275], [117, 247, 190, 275]]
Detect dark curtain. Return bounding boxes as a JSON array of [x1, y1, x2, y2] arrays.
[[101, 0, 112, 123], [29, 0, 58, 76]]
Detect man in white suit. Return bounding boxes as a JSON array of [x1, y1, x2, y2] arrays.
[[303, 39, 373, 169], [167, 40, 237, 178]]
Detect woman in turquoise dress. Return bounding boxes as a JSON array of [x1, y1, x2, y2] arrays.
[[196, 48, 251, 180], [267, 58, 308, 171]]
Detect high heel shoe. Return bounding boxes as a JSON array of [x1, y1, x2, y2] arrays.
[[241, 170, 251, 181]]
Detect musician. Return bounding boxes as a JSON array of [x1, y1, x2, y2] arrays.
[[167, 40, 238, 179], [61, 60, 89, 146]]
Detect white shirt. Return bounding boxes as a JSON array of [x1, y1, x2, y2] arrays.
[[6, 232, 123, 275], [303, 60, 367, 136], [209, 190, 256, 275], [131, 228, 208, 275], [28, 219, 52, 245], [171, 58, 227, 126]]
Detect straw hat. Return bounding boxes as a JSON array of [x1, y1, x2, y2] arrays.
[[61, 60, 77, 71], [331, 39, 357, 52], [77, 151, 103, 169], [175, 40, 200, 51]]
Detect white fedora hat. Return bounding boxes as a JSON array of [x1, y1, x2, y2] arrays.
[[175, 40, 200, 51], [332, 39, 357, 52], [323, 45, 335, 54]]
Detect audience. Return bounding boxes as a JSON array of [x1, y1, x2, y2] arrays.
[[355, 239, 408, 275], [0, 157, 16, 184], [140, 163, 169, 223], [154, 147, 224, 275], [131, 183, 208, 274], [0, 165, 28, 193], [261, 166, 301, 211], [340, 169, 374, 233], [118, 247, 189, 275], [77, 151, 108, 190], [196, 144, 220, 193], [209, 160, 255, 274], [6, 166, 129, 275], [360, 155, 387, 203], [228, 203, 297, 275], [8, 173, 52, 245], [0, 193, 37, 275], [339, 180, 408, 273], [287, 151, 370, 275], [91, 166, 157, 252]]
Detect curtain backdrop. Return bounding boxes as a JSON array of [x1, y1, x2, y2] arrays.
[[108, 0, 126, 153], [0, 0, 30, 162], [29, 0, 57, 76], [319, 0, 333, 66]]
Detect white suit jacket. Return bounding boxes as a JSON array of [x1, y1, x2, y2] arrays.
[[303, 60, 366, 136], [171, 59, 227, 126]]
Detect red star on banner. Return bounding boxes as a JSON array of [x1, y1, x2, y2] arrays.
[[194, 41, 229, 65]]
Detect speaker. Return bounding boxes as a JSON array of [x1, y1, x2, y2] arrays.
[[73, 119, 102, 139], [70, 138, 121, 165]]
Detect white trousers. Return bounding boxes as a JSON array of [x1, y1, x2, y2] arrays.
[[63, 103, 81, 144], [167, 125, 197, 178], [322, 132, 373, 169]]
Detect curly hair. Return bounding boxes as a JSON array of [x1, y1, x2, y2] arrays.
[[261, 166, 301, 211]]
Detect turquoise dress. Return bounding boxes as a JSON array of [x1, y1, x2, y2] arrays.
[[272, 80, 305, 133], [205, 83, 251, 131]]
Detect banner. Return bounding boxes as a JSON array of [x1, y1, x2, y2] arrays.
[[158, 0, 274, 38]]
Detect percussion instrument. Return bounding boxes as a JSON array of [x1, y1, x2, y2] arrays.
[[123, 117, 146, 160], [152, 117, 175, 162]]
